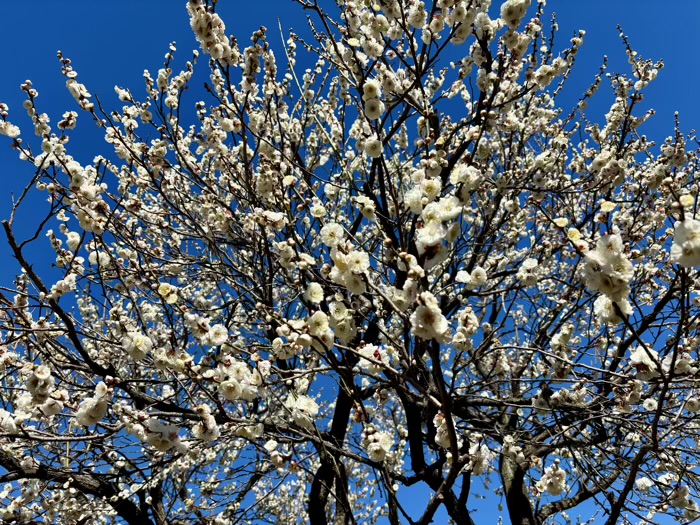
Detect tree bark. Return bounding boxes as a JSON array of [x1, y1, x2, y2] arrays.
[[500, 455, 536, 525]]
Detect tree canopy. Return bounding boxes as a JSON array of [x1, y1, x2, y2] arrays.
[[0, 1, 699, 524]]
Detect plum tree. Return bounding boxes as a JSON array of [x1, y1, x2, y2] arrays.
[[0, 1, 698, 524]]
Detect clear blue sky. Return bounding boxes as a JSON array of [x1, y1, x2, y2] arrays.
[[0, 1, 697, 523]]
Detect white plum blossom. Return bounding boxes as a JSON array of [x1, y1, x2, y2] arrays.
[[593, 295, 632, 324], [670, 218, 700, 267], [450, 164, 483, 196], [468, 438, 494, 475], [364, 138, 383, 158], [582, 234, 633, 302], [157, 282, 179, 304], [500, 0, 531, 28], [635, 477, 654, 492], [304, 282, 324, 304], [0, 121, 20, 138], [320, 222, 344, 247], [629, 347, 660, 381], [364, 98, 385, 120], [285, 394, 319, 430], [536, 461, 567, 496], [192, 406, 220, 442], [433, 412, 462, 450], [362, 426, 393, 463], [145, 420, 186, 452], [357, 344, 390, 375], [517, 258, 539, 286], [329, 248, 368, 295], [26, 365, 54, 404], [75, 382, 111, 427], [207, 324, 229, 346], [122, 331, 153, 361], [307, 311, 330, 337], [0, 409, 18, 434], [410, 292, 450, 343], [469, 266, 488, 288], [217, 358, 261, 402], [686, 398, 700, 412]]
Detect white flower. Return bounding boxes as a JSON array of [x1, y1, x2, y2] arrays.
[[470, 266, 488, 287], [416, 220, 446, 249], [157, 282, 179, 304], [421, 178, 442, 201], [550, 324, 573, 351], [0, 409, 18, 434], [363, 429, 393, 462], [236, 423, 264, 440], [593, 295, 632, 324], [686, 397, 700, 412], [354, 195, 376, 221], [635, 477, 654, 492], [0, 121, 21, 138], [450, 164, 483, 193], [629, 347, 660, 381], [433, 412, 462, 450], [670, 219, 700, 267], [334, 319, 357, 344], [192, 415, 220, 442], [145, 420, 183, 452], [364, 98, 385, 120], [410, 292, 450, 342], [536, 461, 567, 496], [41, 397, 64, 417], [662, 351, 695, 375], [596, 234, 624, 257], [335, 271, 367, 296], [273, 337, 298, 360], [304, 282, 324, 304], [320, 223, 344, 247], [259, 210, 287, 231], [582, 234, 633, 302], [405, 187, 424, 214], [208, 324, 229, 346], [421, 202, 442, 223], [517, 258, 539, 286], [66, 231, 81, 252], [75, 397, 109, 427], [347, 250, 370, 274], [364, 138, 383, 158], [286, 394, 319, 430], [219, 379, 242, 401], [455, 270, 472, 284], [358, 344, 389, 375], [310, 199, 327, 218], [671, 485, 691, 509], [362, 79, 381, 100], [469, 441, 494, 475], [329, 301, 349, 320], [27, 366, 54, 404], [642, 398, 658, 411], [122, 331, 153, 361], [218, 359, 261, 402], [500, 0, 531, 28], [685, 500, 700, 521], [435, 195, 462, 221], [307, 311, 330, 337]]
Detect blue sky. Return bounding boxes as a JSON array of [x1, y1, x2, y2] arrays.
[[0, 1, 698, 523]]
